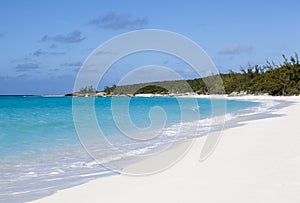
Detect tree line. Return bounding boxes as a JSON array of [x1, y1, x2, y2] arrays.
[[102, 53, 300, 96]]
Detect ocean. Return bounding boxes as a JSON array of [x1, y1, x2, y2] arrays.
[[0, 96, 277, 202]]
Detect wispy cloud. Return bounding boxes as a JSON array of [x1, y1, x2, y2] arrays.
[[40, 30, 86, 43], [17, 73, 29, 78], [49, 44, 57, 49], [0, 75, 12, 80], [14, 63, 41, 72], [88, 12, 148, 30], [219, 44, 254, 55], [61, 62, 82, 67], [33, 49, 65, 57], [163, 60, 169, 65]]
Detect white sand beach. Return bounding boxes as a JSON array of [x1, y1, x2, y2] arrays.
[[31, 96, 300, 203]]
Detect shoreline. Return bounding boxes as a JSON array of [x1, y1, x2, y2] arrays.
[[30, 96, 300, 203], [4, 93, 297, 100]]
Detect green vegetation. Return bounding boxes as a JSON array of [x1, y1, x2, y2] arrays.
[[78, 85, 97, 94], [135, 85, 168, 94], [102, 53, 300, 96], [65, 85, 97, 96], [221, 53, 300, 95], [106, 80, 193, 95], [103, 84, 116, 94]]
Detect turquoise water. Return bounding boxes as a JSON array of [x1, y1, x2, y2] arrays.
[[0, 96, 261, 202]]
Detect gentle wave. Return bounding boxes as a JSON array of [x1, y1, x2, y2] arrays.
[[1, 97, 278, 202]]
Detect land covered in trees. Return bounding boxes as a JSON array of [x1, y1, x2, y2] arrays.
[[67, 54, 300, 96]]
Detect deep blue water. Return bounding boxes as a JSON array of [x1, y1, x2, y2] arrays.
[[0, 96, 260, 202]]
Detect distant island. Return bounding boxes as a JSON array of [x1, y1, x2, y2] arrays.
[[66, 53, 300, 97]]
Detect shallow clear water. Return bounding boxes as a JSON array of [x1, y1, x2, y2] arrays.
[[0, 96, 261, 202]]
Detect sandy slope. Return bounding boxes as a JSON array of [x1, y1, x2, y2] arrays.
[[31, 96, 300, 203]]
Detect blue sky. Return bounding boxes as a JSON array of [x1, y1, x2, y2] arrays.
[[0, 0, 299, 94]]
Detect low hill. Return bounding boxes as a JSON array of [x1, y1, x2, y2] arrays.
[[100, 53, 300, 96]]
